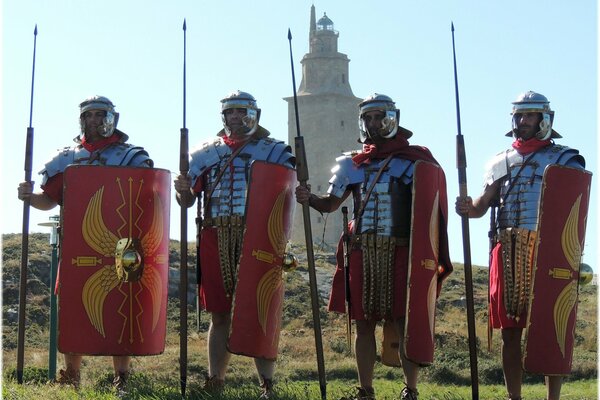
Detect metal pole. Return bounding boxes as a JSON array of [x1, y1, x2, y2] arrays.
[[39, 215, 59, 380]]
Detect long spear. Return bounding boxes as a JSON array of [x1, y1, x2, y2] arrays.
[[341, 206, 352, 349], [288, 28, 327, 400], [17, 24, 38, 385], [179, 18, 189, 397], [451, 22, 479, 400]]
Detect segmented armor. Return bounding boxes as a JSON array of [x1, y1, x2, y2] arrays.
[[328, 153, 414, 318], [189, 136, 294, 220], [485, 143, 584, 320], [40, 136, 152, 185], [189, 135, 294, 297], [485, 144, 584, 231]]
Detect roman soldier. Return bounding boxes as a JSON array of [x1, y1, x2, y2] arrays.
[[455, 91, 591, 400], [296, 93, 453, 400]]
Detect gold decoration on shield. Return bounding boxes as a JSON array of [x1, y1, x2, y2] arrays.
[[552, 194, 583, 357], [80, 177, 165, 343], [256, 188, 289, 335]]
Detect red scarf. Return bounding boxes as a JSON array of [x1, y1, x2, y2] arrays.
[[81, 134, 120, 152], [222, 135, 249, 151], [512, 138, 551, 155], [352, 135, 438, 165]]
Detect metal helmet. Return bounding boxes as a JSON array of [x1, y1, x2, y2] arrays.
[[220, 90, 260, 137], [358, 93, 401, 143], [509, 91, 559, 140], [79, 95, 119, 138]]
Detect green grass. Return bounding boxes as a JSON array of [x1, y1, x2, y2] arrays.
[[2, 234, 598, 399], [2, 373, 598, 399]]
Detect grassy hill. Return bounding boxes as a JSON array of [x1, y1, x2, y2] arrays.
[[1, 233, 597, 399]]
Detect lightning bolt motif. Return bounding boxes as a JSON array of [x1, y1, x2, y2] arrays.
[[80, 178, 165, 342]]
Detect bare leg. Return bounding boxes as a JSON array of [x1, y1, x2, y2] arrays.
[[63, 353, 82, 373], [207, 312, 232, 380], [501, 328, 523, 399], [58, 353, 82, 387], [354, 319, 377, 391], [546, 375, 562, 400], [112, 356, 131, 374], [395, 318, 419, 391], [254, 358, 275, 381]]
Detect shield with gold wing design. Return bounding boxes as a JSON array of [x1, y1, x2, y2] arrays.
[[58, 165, 170, 355], [403, 160, 447, 366], [523, 165, 592, 375], [228, 161, 296, 360]]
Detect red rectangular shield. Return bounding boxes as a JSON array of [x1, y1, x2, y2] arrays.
[[523, 165, 592, 375], [228, 161, 297, 360], [404, 161, 447, 366], [58, 165, 171, 355]]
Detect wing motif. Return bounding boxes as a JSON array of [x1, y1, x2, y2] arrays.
[[428, 191, 440, 260], [82, 265, 120, 337], [553, 280, 577, 357], [82, 186, 119, 256], [140, 265, 163, 332], [141, 191, 164, 257], [256, 267, 283, 335], [561, 194, 582, 271], [267, 190, 289, 255], [427, 272, 437, 342]]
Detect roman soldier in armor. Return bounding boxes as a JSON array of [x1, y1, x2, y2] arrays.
[[296, 94, 452, 400], [174, 91, 295, 399], [455, 91, 588, 400], [17, 95, 153, 391]]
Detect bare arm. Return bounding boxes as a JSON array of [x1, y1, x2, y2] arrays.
[[295, 184, 350, 214], [455, 180, 500, 219], [17, 181, 58, 211]]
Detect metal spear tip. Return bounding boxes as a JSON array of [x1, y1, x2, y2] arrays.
[[451, 22, 454, 31], [34, 24, 38, 35], [288, 28, 292, 40], [183, 19, 186, 30]]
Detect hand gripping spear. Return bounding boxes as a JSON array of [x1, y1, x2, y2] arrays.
[[288, 29, 327, 400], [179, 18, 189, 397], [17, 24, 38, 385], [451, 22, 479, 400]]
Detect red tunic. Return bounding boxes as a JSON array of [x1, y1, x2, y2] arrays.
[[328, 235, 410, 320], [198, 227, 233, 313], [489, 242, 527, 328]]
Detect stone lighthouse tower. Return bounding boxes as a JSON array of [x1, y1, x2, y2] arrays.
[[286, 6, 362, 248]]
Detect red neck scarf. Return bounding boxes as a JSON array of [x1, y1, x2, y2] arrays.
[[222, 135, 250, 151], [352, 135, 438, 165], [512, 138, 551, 155], [81, 134, 121, 152]]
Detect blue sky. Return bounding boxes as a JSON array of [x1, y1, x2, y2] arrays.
[[2, 1, 597, 271]]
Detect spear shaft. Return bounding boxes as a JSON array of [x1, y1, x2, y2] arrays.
[[288, 29, 327, 400], [17, 24, 38, 385], [341, 206, 352, 349], [451, 22, 479, 400], [179, 18, 189, 397]]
